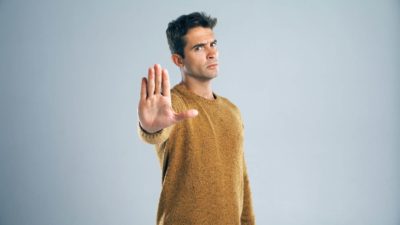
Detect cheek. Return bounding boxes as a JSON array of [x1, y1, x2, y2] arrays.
[[186, 56, 201, 67], [184, 53, 207, 69]]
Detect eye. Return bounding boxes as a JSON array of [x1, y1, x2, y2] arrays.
[[211, 41, 217, 47], [194, 46, 203, 51]]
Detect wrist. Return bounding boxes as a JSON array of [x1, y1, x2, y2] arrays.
[[138, 121, 162, 134]]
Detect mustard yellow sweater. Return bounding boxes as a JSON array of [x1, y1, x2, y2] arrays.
[[138, 83, 255, 225]]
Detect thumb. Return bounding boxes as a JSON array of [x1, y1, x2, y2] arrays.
[[174, 109, 198, 122]]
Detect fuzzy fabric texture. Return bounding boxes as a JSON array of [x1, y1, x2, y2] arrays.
[[139, 83, 255, 225]]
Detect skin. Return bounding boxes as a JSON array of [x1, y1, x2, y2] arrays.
[[138, 27, 219, 133]]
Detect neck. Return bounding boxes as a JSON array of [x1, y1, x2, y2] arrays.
[[181, 75, 215, 100]]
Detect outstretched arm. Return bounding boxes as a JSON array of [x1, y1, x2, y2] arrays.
[[138, 64, 198, 134]]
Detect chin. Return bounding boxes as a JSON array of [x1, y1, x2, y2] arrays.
[[207, 69, 219, 78], [188, 71, 218, 81], [206, 73, 218, 79]]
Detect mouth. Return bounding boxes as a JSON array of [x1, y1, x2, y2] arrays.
[[206, 63, 219, 69]]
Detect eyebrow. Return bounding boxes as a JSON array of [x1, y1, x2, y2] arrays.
[[190, 39, 217, 50]]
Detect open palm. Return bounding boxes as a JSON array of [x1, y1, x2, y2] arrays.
[[138, 64, 198, 133]]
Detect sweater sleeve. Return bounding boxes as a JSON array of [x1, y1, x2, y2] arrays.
[[137, 92, 185, 145], [241, 156, 256, 225], [137, 123, 172, 145]]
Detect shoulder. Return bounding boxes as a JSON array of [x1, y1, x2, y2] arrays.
[[217, 95, 244, 125], [170, 86, 187, 112], [217, 94, 245, 128], [218, 95, 241, 113]]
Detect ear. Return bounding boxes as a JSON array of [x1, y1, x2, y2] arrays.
[[171, 54, 184, 68]]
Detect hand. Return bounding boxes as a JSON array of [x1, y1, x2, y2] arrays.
[[138, 64, 198, 133]]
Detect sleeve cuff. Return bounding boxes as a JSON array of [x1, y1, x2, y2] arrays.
[[137, 122, 170, 145]]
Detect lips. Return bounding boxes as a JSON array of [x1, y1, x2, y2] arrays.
[[207, 63, 218, 69]]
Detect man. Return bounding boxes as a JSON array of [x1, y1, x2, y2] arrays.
[[138, 12, 255, 225]]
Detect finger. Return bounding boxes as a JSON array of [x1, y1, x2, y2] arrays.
[[162, 68, 170, 96], [140, 77, 147, 101], [174, 109, 198, 122], [154, 64, 162, 94], [147, 67, 155, 97]]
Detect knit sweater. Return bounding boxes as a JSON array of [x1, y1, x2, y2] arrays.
[[138, 83, 255, 225]]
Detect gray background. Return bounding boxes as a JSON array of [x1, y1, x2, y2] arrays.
[[0, 0, 399, 224]]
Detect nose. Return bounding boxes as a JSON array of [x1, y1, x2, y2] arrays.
[[207, 46, 218, 60]]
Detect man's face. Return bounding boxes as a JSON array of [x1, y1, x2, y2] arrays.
[[180, 27, 219, 81]]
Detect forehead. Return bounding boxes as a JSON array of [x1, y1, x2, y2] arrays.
[[184, 27, 215, 46]]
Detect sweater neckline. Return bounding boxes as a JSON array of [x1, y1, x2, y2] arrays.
[[174, 83, 220, 104]]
